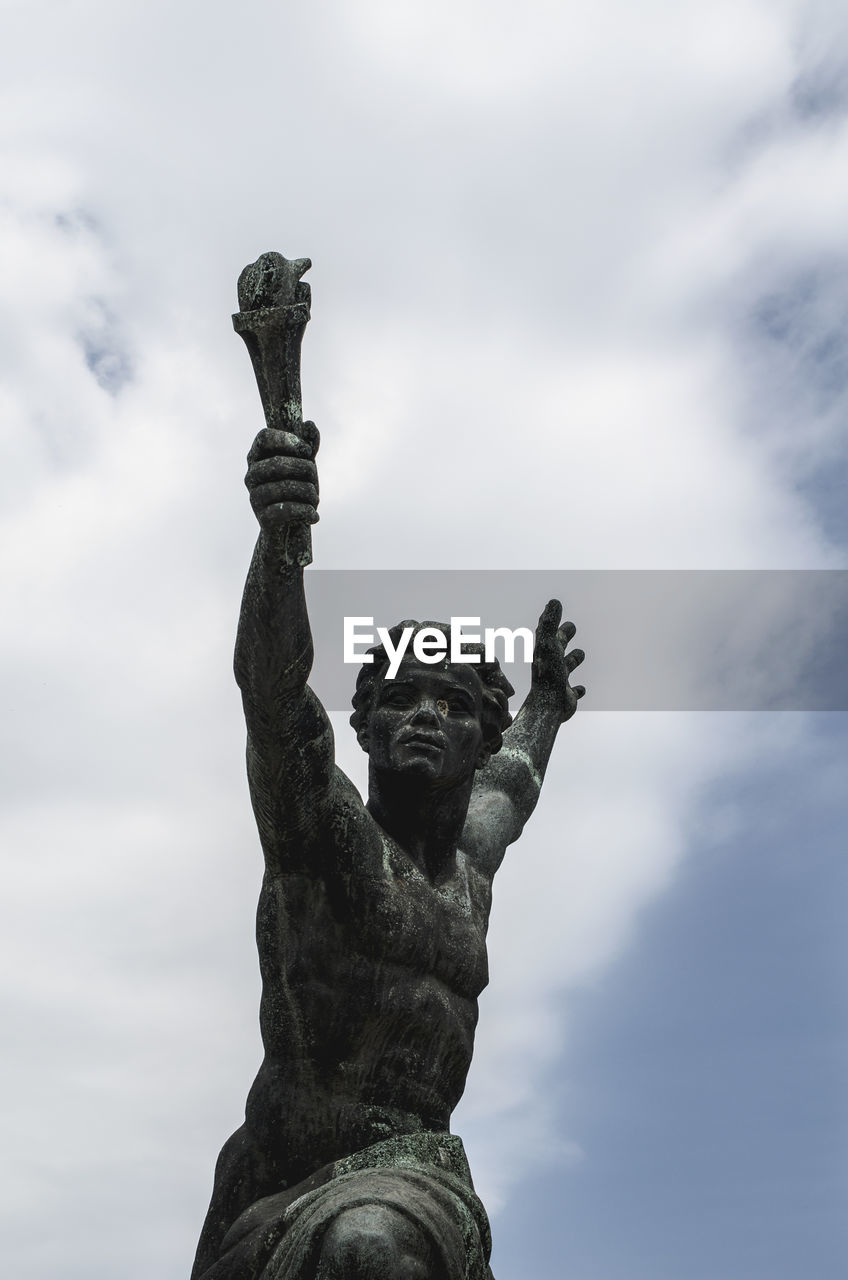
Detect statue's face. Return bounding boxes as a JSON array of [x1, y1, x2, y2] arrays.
[[361, 656, 489, 785]]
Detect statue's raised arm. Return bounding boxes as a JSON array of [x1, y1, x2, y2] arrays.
[[463, 599, 586, 876], [231, 253, 338, 872]]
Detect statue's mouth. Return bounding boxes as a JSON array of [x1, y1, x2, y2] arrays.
[[402, 731, 446, 751]]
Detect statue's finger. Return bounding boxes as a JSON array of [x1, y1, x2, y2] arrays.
[[538, 599, 562, 633], [565, 648, 585, 672], [259, 501, 320, 527], [247, 429, 314, 465], [558, 620, 576, 645], [245, 455, 317, 489], [573, 685, 586, 699], [250, 480, 319, 511], [300, 420, 320, 456]]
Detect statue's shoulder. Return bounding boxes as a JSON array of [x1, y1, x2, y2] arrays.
[[324, 766, 383, 870], [460, 788, 516, 881], [327, 765, 370, 831]]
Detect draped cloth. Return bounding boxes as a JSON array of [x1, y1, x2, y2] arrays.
[[197, 1132, 494, 1280]]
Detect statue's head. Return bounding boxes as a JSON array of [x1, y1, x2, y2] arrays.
[[350, 621, 514, 785]]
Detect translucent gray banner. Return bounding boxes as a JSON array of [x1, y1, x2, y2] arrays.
[[301, 570, 848, 713]]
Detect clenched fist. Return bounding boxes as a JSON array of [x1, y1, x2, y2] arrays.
[[244, 422, 320, 531]]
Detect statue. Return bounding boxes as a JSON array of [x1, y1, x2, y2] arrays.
[[190, 254, 586, 1280]]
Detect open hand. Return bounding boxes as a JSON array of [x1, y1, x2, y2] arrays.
[[245, 423, 320, 531], [531, 599, 586, 723]]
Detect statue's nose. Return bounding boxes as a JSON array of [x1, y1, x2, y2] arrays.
[[410, 697, 440, 725]]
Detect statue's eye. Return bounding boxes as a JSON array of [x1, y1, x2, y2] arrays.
[[437, 699, 449, 716], [383, 686, 413, 706]]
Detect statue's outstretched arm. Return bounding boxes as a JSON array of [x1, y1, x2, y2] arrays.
[[464, 600, 585, 875], [234, 424, 337, 869]]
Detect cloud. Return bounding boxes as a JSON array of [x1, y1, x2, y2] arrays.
[[1, 2, 846, 1276]]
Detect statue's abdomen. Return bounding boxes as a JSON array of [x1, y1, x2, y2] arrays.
[[250, 840, 491, 1173]]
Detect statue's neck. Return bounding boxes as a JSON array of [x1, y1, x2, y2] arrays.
[[366, 769, 474, 881]]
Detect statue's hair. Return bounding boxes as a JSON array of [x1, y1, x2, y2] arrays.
[[349, 620, 514, 755]]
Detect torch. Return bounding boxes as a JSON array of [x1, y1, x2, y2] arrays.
[[233, 251, 314, 568]]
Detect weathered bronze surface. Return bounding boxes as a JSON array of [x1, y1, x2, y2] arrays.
[[190, 254, 585, 1280]]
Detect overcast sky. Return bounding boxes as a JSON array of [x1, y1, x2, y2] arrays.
[[1, 3, 846, 1278]]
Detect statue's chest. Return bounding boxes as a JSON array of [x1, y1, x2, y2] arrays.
[[344, 835, 491, 999]]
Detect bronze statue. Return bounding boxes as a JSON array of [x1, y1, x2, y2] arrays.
[[190, 254, 585, 1280]]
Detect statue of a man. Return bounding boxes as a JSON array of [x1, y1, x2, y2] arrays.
[[190, 418, 585, 1279]]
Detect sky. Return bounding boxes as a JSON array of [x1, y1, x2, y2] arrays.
[[0, 2, 846, 1278]]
